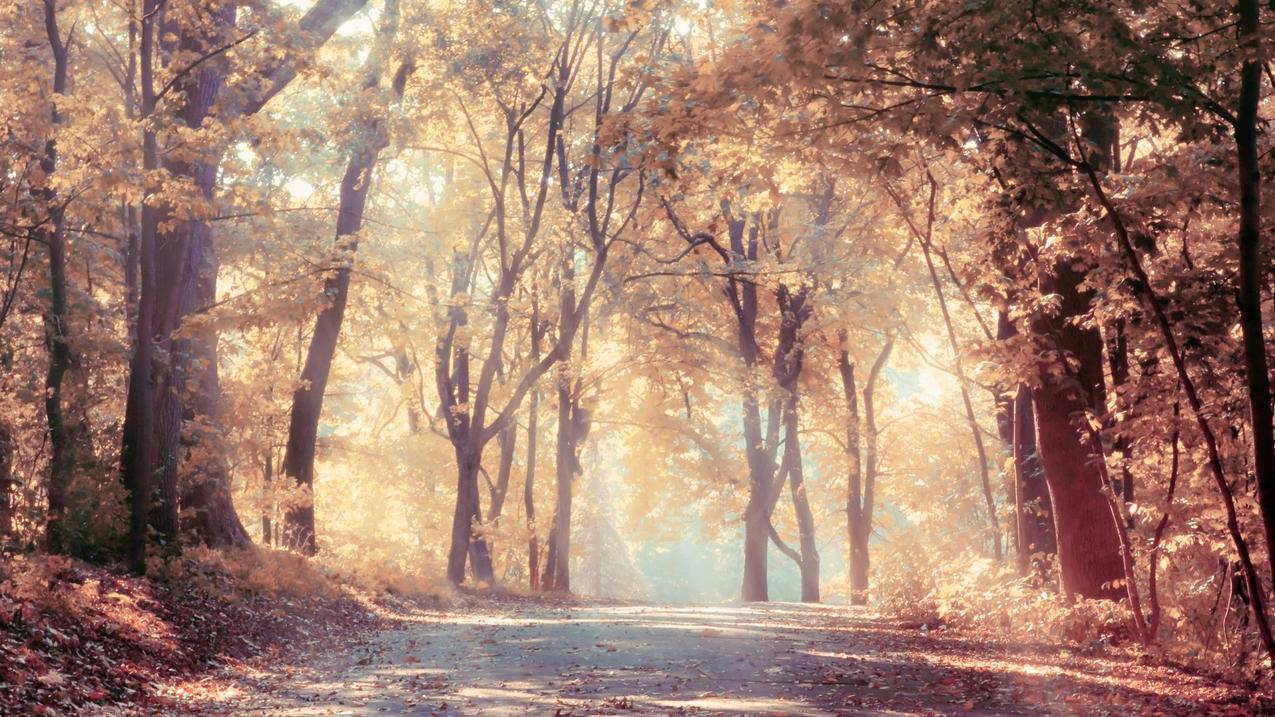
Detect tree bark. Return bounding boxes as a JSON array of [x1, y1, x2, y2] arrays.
[[488, 421, 517, 523], [774, 286, 818, 601], [1234, 0, 1275, 590], [839, 333, 867, 605], [125, 0, 371, 552], [281, 4, 405, 553], [525, 383, 540, 591], [0, 423, 13, 540], [783, 399, 819, 602], [119, 0, 161, 573], [1105, 319, 1134, 505], [39, 0, 75, 554], [1012, 386, 1054, 573], [546, 308, 591, 592], [547, 370, 576, 592], [1030, 261, 1124, 600], [721, 213, 782, 603]]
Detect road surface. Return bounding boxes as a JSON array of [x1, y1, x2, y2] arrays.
[[164, 600, 1256, 715]]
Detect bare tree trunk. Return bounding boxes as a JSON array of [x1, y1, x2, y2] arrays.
[[1031, 262, 1124, 600], [282, 6, 406, 553], [119, 0, 161, 573], [1012, 386, 1054, 573], [261, 451, 273, 545], [1105, 319, 1134, 505], [547, 368, 576, 592], [525, 385, 540, 591], [773, 286, 818, 601], [839, 333, 866, 605], [39, 0, 75, 554], [722, 213, 782, 603], [137, 0, 371, 551], [859, 338, 893, 604], [783, 399, 819, 602], [488, 421, 517, 523], [1235, 0, 1275, 590], [0, 423, 13, 540], [525, 310, 544, 590]]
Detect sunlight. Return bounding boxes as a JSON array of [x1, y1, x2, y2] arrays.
[[4, 0, 1273, 713]]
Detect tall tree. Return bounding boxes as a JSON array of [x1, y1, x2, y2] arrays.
[[38, 0, 78, 553], [281, 0, 410, 553], [841, 333, 892, 605]]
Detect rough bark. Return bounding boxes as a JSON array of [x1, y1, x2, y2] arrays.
[[1234, 0, 1275, 591], [438, 16, 617, 584], [1075, 118, 1275, 661], [783, 400, 819, 602], [146, 0, 372, 551], [525, 311, 544, 590], [708, 211, 783, 603], [39, 0, 75, 553], [119, 0, 161, 573], [859, 339, 893, 604], [546, 374, 575, 592], [1030, 261, 1124, 600]]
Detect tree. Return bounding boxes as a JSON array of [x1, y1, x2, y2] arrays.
[[281, 0, 411, 554]]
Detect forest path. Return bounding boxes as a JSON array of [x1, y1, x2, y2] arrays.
[[164, 600, 1253, 716]]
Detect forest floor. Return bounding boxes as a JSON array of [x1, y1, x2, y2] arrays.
[[154, 597, 1272, 717]]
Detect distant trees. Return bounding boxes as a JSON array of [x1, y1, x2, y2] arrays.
[[5, 0, 1275, 676]]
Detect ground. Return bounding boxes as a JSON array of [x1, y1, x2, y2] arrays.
[[158, 600, 1269, 716]]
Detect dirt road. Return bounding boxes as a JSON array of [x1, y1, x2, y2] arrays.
[[163, 601, 1261, 716]]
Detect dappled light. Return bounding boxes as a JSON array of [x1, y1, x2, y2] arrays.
[[3, 0, 1275, 713]]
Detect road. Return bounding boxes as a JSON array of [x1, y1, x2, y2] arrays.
[[163, 600, 1256, 716]]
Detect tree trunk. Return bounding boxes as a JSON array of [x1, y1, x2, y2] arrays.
[[546, 254, 593, 593], [261, 451, 273, 545], [1012, 386, 1054, 572], [774, 286, 818, 601], [1235, 0, 1275, 590], [1105, 319, 1134, 505], [281, 7, 404, 553], [119, 0, 161, 573], [132, 1, 246, 549], [488, 420, 517, 523], [0, 423, 13, 539], [994, 311, 1018, 557], [39, 1, 74, 554], [1031, 262, 1124, 600], [783, 399, 819, 602], [861, 339, 893, 604], [279, 156, 367, 553], [839, 335, 867, 605], [447, 444, 495, 584], [547, 373, 576, 592], [180, 280, 250, 548], [147, 0, 371, 551], [525, 385, 540, 591], [722, 213, 781, 603]]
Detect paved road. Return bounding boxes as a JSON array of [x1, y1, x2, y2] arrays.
[[165, 601, 1255, 716]]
